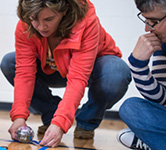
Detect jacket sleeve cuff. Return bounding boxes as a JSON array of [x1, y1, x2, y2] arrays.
[[51, 116, 72, 133], [10, 114, 28, 122]]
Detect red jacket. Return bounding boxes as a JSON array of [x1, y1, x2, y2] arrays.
[[10, 0, 122, 133]]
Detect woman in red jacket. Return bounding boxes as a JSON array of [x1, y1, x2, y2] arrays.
[[1, 0, 131, 147]]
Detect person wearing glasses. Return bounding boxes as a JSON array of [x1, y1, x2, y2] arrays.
[[0, 0, 131, 148], [117, 0, 166, 150]]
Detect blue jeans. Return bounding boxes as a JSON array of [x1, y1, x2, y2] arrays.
[[1, 52, 131, 130], [119, 97, 166, 150]]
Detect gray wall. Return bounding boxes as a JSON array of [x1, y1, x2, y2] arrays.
[[0, 0, 145, 111]]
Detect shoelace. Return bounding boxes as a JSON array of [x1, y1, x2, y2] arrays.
[[132, 136, 151, 150], [135, 138, 151, 150]]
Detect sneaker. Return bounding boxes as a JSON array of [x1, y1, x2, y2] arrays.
[[117, 128, 151, 150], [37, 124, 50, 134], [74, 127, 94, 139]]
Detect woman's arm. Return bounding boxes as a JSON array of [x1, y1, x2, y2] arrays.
[[10, 20, 37, 121]]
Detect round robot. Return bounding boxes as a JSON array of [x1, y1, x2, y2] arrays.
[[16, 126, 34, 143]]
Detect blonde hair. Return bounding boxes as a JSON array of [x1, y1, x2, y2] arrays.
[[17, 0, 89, 38]]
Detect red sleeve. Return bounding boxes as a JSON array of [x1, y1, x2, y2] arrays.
[[51, 4, 100, 133], [10, 20, 37, 121]]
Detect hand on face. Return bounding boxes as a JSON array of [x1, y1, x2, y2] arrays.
[[8, 118, 27, 140], [39, 124, 64, 148], [132, 32, 162, 60]]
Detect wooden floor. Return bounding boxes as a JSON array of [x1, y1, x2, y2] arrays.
[[0, 111, 129, 150]]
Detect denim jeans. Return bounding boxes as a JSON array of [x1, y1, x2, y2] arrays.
[[119, 97, 166, 150], [1, 52, 131, 130]]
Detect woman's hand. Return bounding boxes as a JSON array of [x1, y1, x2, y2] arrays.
[[132, 32, 162, 60], [8, 118, 26, 140], [39, 124, 64, 148]]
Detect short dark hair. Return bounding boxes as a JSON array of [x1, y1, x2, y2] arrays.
[[135, 0, 166, 12]]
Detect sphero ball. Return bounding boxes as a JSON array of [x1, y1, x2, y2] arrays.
[[16, 126, 34, 143]]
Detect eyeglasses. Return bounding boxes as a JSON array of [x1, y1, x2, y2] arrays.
[[137, 12, 166, 30]]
